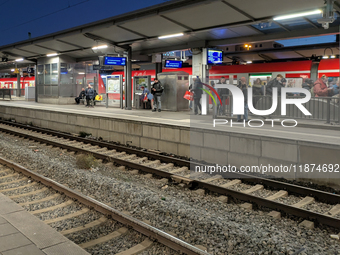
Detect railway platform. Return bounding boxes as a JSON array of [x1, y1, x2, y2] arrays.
[[0, 193, 89, 255], [0, 100, 339, 188]]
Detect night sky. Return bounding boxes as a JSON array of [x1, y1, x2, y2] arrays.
[[0, 0, 169, 47]]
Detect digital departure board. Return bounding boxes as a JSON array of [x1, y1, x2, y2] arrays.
[[164, 60, 183, 68], [207, 49, 223, 65], [104, 56, 126, 66]]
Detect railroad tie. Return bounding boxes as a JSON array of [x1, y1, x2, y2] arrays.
[[79, 227, 128, 249], [292, 196, 315, 208], [31, 200, 74, 215], [120, 154, 137, 160], [266, 190, 288, 201], [157, 163, 174, 170], [60, 216, 107, 235], [19, 193, 60, 206], [0, 177, 27, 186], [220, 179, 242, 188], [0, 173, 18, 180], [202, 175, 223, 183], [44, 208, 89, 224], [242, 185, 264, 194], [9, 187, 48, 199], [143, 160, 161, 166], [326, 204, 340, 217], [170, 167, 189, 174], [115, 239, 154, 255], [0, 182, 37, 193]]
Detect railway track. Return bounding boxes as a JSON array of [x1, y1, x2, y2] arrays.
[[0, 119, 340, 231], [0, 157, 208, 255]]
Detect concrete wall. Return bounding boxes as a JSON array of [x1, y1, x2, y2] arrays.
[[0, 105, 339, 189]]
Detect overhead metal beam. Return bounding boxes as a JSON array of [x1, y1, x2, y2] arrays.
[[159, 15, 194, 31], [272, 21, 290, 32], [303, 17, 319, 29], [35, 44, 60, 52], [246, 25, 265, 35], [209, 26, 339, 46], [258, 53, 272, 61], [221, 1, 255, 21], [116, 25, 149, 39], [56, 39, 85, 50]]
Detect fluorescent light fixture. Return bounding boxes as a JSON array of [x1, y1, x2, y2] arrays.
[[52, 71, 58, 73], [323, 55, 329, 59], [47, 53, 58, 57], [78, 72, 85, 74], [331, 55, 336, 58], [247, 61, 253, 64], [15, 58, 24, 62], [11, 69, 14, 71], [92, 45, 108, 50], [158, 33, 184, 39], [273, 10, 322, 21]]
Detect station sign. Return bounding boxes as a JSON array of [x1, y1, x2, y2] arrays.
[[27, 67, 34, 74], [104, 56, 126, 66], [93, 65, 101, 70]]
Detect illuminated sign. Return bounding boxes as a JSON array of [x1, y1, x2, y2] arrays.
[[165, 60, 183, 68], [104, 57, 126, 66], [207, 49, 223, 65]]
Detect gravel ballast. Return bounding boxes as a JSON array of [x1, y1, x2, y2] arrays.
[[0, 132, 339, 255]]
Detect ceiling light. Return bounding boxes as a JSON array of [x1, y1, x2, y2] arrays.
[[78, 72, 85, 74], [273, 10, 322, 21], [323, 56, 329, 59], [15, 58, 24, 62], [92, 45, 108, 50], [247, 61, 252, 64], [11, 69, 14, 72], [331, 55, 336, 58], [47, 53, 58, 57], [158, 33, 184, 39]]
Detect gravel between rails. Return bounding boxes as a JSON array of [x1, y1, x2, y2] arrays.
[[0, 132, 339, 255]]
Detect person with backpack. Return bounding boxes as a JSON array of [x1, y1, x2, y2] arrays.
[[192, 76, 203, 115], [85, 84, 95, 108], [151, 79, 164, 112]]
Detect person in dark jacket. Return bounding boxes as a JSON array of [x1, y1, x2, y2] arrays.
[[216, 77, 228, 115], [75, 88, 85, 104], [85, 84, 95, 108], [151, 79, 164, 112], [266, 74, 284, 96], [237, 77, 249, 122], [192, 77, 203, 115]]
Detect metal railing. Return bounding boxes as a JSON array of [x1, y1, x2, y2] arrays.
[[213, 95, 340, 123]]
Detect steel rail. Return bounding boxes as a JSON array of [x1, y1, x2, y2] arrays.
[[0, 156, 208, 255], [1, 120, 339, 205], [0, 121, 340, 229]]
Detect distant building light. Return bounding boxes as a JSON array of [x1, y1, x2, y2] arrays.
[[47, 53, 58, 57], [273, 10, 322, 21], [158, 33, 184, 39], [92, 45, 108, 50], [15, 58, 24, 62]]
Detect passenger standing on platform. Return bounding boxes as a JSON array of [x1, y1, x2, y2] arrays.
[[237, 77, 249, 122], [85, 84, 95, 108], [266, 74, 284, 96], [140, 85, 153, 109], [216, 77, 228, 115], [314, 75, 334, 97], [192, 77, 203, 115], [151, 79, 164, 112], [75, 88, 85, 105]]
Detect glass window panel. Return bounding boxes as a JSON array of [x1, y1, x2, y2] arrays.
[[45, 64, 51, 84], [51, 63, 58, 84], [60, 63, 75, 85], [37, 65, 44, 85]]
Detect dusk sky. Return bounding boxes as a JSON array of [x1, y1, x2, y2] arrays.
[[0, 0, 169, 47]]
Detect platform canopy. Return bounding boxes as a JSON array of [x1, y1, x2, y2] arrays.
[[0, 0, 339, 66]]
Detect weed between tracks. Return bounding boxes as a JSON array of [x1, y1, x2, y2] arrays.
[[76, 154, 98, 170]]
